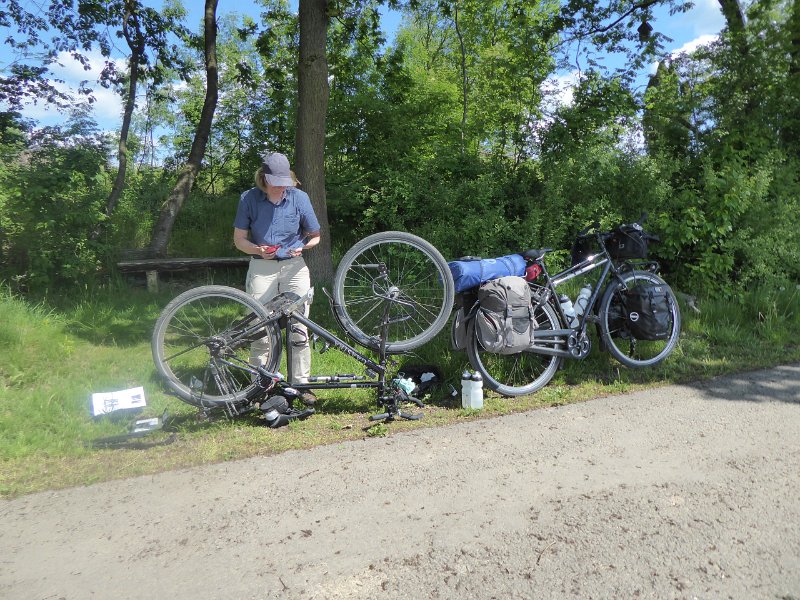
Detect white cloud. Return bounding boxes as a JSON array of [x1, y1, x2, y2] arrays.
[[542, 71, 580, 111], [14, 49, 126, 129], [680, 0, 726, 38], [671, 34, 719, 56], [648, 33, 719, 74]]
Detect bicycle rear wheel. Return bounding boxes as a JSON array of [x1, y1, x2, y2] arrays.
[[152, 285, 282, 407], [466, 301, 562, 397], [597, 270, 681, 368], [333, 231, 455, 352]]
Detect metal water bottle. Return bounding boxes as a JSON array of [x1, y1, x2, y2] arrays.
[[574, 283, 593, 318], [559, 295, 578, 328]]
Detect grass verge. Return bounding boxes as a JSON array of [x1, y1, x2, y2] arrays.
[[1, 282, 799, 499]]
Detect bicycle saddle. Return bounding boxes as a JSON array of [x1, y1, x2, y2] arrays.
[[521, 249, 551, 261], [262, 290, 312, 315]]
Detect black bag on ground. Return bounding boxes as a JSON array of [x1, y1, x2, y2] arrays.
[[260, 395, 314, 428], [397, 363, 443, 397], [623, 284, 671, 340], [475, 276, 535, 354]]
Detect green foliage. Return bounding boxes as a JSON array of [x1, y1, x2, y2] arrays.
[[168, 190, 241, 257], [0, 115, 112, 290], [1, 0, 798, 302], [640, 1, 800, 294]]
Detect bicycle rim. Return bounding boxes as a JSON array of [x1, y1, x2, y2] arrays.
[[333, 232, 455, 352], [152, 285, 282, 407], [466, 302, 562, 397], [599, 271, 681, 368]]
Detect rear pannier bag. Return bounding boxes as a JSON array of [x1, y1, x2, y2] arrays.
[[450, 306, 471, 351], [448, 254, 526, 293], [475, 276, 536, 354], [623, 284, 671, 340], [451, 289, 479, 352]]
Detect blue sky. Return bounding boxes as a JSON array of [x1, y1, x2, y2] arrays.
[[1, 0, 725, 131]]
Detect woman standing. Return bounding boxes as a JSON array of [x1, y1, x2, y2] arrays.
[[233, 152, 321, 405]]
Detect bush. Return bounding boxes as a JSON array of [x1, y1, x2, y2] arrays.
[[0, 122, 112, 291]]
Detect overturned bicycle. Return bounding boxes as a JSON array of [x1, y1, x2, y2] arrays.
[[151, 220, 680, 424]]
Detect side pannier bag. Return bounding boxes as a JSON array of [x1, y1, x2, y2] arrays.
[[448, 254, 526, 293], [450, 307, 470, 351], [475, 276, 535, 354], [450, 290, 478, 352], [623, 284, 671, 340]]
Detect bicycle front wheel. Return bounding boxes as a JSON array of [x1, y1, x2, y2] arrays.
[[597, 270, 681, 368], [466, 301, 562, 397], [152, 285, 282, 407], [333, 231, 455, 352]]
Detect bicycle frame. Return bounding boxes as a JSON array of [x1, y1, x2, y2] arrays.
[[152, 231, 454, 420], [545, 252, 613, 333], [527, 239, 654, 360], [283, 310, 387, 391], [248, 289, 423, 421]]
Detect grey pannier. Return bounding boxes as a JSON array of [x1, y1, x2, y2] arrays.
[[475, 276, 536, 354]]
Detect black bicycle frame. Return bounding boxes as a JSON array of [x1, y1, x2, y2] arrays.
[[282, 310, 387, 393], [525, 248, 617, 360]]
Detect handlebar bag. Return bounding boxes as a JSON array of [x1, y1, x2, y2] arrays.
[[448, 254, 526, 293], [605, 225, 655, 260], [623, 284, 671, 340], [475, 276, 536, 354]]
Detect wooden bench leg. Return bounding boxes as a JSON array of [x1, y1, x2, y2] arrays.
[[146, 270, 159, 293]]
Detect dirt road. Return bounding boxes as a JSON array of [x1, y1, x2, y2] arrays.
[[2, 365, 799, 599]]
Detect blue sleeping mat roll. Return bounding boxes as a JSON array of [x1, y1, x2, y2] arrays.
[[448, 254, 526, 293]]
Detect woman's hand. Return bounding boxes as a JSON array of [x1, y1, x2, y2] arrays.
[[258, 244, 279, 259]]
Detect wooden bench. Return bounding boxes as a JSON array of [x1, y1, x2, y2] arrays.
[[117, 255, 251, 292]]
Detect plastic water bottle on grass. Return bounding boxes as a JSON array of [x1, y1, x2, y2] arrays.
[[470, 372, 484, 409], [461, 370, 473, 409]]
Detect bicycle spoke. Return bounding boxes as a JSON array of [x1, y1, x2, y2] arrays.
[[153, 286, 281, 406], [333, 232, 454, 352]]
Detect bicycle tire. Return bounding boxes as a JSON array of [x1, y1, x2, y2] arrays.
[[597, 270, 681, 368], [332, 231, 455, 352], [466, 301, 562, 397], [152, 285, 282, 407]]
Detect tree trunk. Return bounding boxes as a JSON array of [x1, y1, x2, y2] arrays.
[[148, 0, 219, 257], [91, 2, 143, 241], [718, 0, 746, 35], [453, 4, 468, 156], [786, 0, 800, 154], [296, 0, 334, 284]]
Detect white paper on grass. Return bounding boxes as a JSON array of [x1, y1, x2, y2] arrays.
[[91, 386, 146, 416]]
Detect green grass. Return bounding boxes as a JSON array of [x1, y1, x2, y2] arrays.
[[1, 281, 799, 499]]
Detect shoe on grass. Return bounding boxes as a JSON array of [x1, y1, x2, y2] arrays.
[[300, 391, 318, 407]]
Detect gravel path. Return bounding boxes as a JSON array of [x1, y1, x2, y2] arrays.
[[2, 365, 799, 599]]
